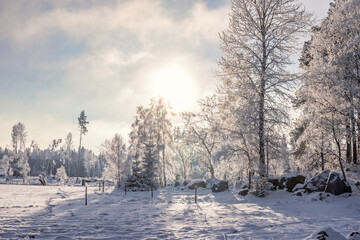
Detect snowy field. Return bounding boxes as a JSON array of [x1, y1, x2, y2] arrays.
[[0, 184, 359, 240]]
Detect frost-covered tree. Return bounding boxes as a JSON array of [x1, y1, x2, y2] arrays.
[[16, 153, 30, 183], [11, 122, 27, 154], [172, 126, 196, 181], [102, 134, 129, 188], [181, 96, 221, 179], [56, 165, 67, 185], [0, 155, 12, 177], [218, 0, 311, 182], [128, 98, 173, 189], [295, 0, 360, 178]]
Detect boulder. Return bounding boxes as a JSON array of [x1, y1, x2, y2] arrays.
[[303, 170, 352, 195], [265, 182, 276, 191], [293, 183, 304, 192], [304, 227, 346, 240], [267, 177, 279, 188], [183, 180, 191, 186], [347, 231, 360, 240], [239, 188, 249, 196], [293, 190, 304, 196], [279, 173, 306, 192], [187, 180, 206, 189], [206, 178, 219, 188], [211, 180, 229, 192]]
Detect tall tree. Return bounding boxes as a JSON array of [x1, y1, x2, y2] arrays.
[[218, 0, 311, 181], [77, 111, 89, 177], [11, 122, 27, 154], [295, 0, 360, 178], [128, 98, 172, 189]]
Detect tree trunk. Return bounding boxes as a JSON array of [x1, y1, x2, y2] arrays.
[[321, 151, 325, 171], [248, 170, 252, 190], [78, 131, 82, 177], [333, 125, 347, 182], [352, 116, 357, 165], [346, 120, 352, 164], [259, 12, 267, 178], [162, 148, 166, 187], [266, 140, 269, 177]]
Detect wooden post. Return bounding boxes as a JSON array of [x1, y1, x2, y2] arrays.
[[151, 187, 153, 198], [85, 186, 88, 206], [99, 181, 101, 191], [195, 187, 197, 203], [102, 180, 105, 193], [124, 185, 127, 195]]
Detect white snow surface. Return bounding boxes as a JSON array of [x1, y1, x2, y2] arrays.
[[0, 184, 359, 239]]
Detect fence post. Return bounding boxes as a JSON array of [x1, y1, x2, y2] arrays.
[[125, 185, 127, 195], [195, 187, 197, 203], [102, 180, 105, 193], [85, 186, 88, 206], [99, 181, 101, 191], [151, 186, 153, 198]]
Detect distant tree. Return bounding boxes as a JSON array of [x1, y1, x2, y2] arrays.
[[101, 134, 128, 188], [11, 122, 27, 154], [143, 140, 158, 189], [128, 98, 172, 189], [0, 155, 12, 177], [16, 153, 30, 183], [172, 126, 196, 181], [77, 111, 89, 177]]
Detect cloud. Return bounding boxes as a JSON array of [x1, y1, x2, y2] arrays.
[[0, 0, 230, 152]]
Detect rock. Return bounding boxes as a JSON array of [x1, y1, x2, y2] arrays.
[[293, 183, 304, 192], [303, 227, 346, 240], [293, 190, 304, 196], [347, 231, 360, 240], [241, 184, 248, 189], [39, 174, 47, 186], [239, 188, 249, 196], [187, 180, 206, 189], [174, 181, 180, 187], [279, 173, 306, 192], [166, 180, 174, 186], [303, 170, 352, 195], [211, 180, 229, 192], [206, 178, 218, 188], [258, 190, 266, 197], [267, 177, 279, 188], [265, 182, 276, 191], [183, 180, 191, 186]]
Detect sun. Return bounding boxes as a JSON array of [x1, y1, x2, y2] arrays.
[[152, 64, 197, 112]]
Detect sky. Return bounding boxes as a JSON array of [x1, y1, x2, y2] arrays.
[[0, 0, 333, 153]]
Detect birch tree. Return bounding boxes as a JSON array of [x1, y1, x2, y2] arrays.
[[218, 0, 311, 181], [102, 134, 128, 188]]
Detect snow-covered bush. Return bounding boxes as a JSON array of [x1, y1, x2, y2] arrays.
[[56, 166, 67, 185], [0, 155, 11, 176]]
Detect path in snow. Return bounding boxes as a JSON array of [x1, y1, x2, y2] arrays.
[[0, 184, 359, 239]]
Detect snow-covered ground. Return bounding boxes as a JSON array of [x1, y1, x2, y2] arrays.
[[0, 184, 359, 239]]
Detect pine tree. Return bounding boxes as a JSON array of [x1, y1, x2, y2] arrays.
[[77, 111, 89, 177]]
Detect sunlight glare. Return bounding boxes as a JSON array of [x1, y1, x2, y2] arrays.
[[152, 65, 197, 112]]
